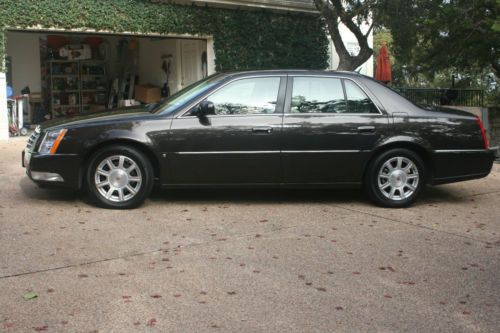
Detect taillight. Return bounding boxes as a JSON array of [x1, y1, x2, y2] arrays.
[[475, 115, 488, 149]]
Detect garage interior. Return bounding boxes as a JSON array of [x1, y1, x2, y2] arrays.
[[5, 30, 210, 125]]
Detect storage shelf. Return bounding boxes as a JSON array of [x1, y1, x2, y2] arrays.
[[49, 59, 107, 118]]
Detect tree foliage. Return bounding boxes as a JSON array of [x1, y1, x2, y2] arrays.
[[380, 0, 500, 80]]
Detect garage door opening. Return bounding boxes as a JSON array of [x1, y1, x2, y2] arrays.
[[5, 30, 213, 125]]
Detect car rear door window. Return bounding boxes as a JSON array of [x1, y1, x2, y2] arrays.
[[344, 80, 379, 114], [207, 77, 281, 115], [290, 77, 346, 113]]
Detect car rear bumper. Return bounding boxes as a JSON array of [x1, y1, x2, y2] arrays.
[[431, 147, 498, 185], [22, 150, 82, 189]]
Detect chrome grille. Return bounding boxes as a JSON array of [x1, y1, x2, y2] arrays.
[[26, 127, 41, 152]]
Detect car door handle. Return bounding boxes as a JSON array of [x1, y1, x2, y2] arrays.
[[252, 126, 273, 134], [357, 126, 375, 133]]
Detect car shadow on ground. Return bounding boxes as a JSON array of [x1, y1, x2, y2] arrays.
[[19, 177, 468, 207], [19, 178, 80, 203], [149, 187, 366, 205], [148, 185, 468, 206]]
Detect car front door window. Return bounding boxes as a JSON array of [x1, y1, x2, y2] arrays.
[[207, 77, 281, 115]]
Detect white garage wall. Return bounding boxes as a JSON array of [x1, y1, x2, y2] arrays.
[[137, 38, 178, 92], [5, 31, 43, 95]]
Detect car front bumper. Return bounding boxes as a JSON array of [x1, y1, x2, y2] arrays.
[[22, 150, 82, 189]]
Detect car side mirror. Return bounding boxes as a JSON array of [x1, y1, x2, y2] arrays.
[[197, 100, 215, 117]]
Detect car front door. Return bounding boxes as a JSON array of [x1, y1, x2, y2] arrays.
[[165, 76, 286, 185], [281, 76, 390, 184]]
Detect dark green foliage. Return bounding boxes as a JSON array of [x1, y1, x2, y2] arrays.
[[0, 0, 328, 72], [379, 0, 500, 80]]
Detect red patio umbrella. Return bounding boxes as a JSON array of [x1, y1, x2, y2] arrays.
[[375, 44, 392, 84]]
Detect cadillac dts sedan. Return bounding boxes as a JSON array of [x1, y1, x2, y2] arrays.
[[22, 70, 497, 209]]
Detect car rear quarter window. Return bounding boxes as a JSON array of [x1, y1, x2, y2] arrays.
[[206, 77, 281, 115], [344, 80, 379, 114], [290, 77, 346, 113]]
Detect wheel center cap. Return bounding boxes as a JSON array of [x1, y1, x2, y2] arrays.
[[390, 170, 406, 187], [109, 169, 128, 188]]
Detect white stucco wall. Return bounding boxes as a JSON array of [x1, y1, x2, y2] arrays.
[[138, 38, 178, 90], [0, 73, 8, 140]]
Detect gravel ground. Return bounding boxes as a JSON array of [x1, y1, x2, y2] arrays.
[[1, 136, 499, 332]]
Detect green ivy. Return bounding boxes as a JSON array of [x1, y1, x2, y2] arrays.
[[0, 0, 328, 72]]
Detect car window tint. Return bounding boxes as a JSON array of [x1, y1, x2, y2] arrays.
[[207, 77, 281, 115], [291, 77, 346, 113], [344, 80, 379, 114]]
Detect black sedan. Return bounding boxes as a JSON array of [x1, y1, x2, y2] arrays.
[[22, 70, 497, 209]]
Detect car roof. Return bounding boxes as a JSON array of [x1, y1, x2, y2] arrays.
[[221, 69, 365, 79]]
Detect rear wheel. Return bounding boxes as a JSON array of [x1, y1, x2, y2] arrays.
[[365, 148, 425, 208], [85, 145, 154, 209]]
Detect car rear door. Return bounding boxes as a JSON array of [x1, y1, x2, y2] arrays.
[[281, 75, 390, 184], [165, 75, 286, 185]]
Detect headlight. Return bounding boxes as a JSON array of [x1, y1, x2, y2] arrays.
[[38, 129, 67, 155]]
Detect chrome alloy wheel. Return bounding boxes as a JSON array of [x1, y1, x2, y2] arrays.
[[94, 155, 142, 202], [377, 156, 419, 201]]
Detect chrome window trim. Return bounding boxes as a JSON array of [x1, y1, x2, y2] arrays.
[[283, 113, 384, 117], [178, 113, 282, 119], [176, 75, 285, 118], [286, 75, 383, 116]]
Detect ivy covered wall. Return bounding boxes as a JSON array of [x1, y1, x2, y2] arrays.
[[0, 0, 328, 72]]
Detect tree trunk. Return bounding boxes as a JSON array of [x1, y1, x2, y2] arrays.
[[313, 0, 373, 72]]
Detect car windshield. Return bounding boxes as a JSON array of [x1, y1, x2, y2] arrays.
[[151, 74, 227, 114]]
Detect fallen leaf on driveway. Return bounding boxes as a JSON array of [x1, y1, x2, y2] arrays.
[[23, 292, 37, 300], [33, 325, 48, 331]]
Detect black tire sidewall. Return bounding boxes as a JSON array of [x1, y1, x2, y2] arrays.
[[85, 145, 154, 209], [365, 149, 425, 208]]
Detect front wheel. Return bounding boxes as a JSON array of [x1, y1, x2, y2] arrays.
[[365, 149, 425, 208], [85, 145, 154, 209]]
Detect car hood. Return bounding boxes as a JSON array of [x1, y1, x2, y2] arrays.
[[40, 106, 152, 130]]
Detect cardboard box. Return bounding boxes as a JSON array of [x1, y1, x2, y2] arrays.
[[135, 85, 161, 104]]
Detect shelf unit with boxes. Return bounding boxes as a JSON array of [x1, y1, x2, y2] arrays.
[[47, 60, 107, 118]]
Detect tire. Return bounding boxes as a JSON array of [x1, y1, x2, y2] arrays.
[[364, 148, 425, 208], [85, 145, 154, 209], [20, 127, 29, 136]]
